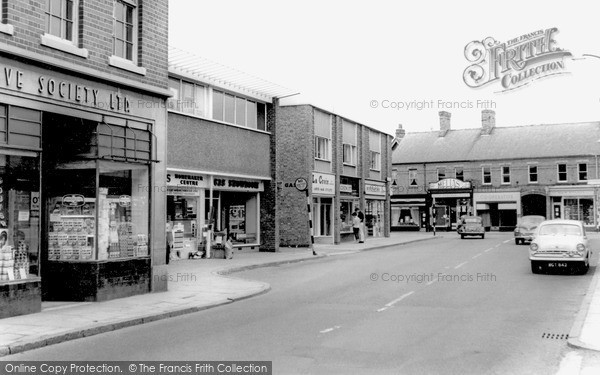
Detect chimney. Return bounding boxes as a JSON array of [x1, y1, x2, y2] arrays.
[[439, 111, 451, 137], [481, 110, 495, 135], [395, 124, 406, 140]]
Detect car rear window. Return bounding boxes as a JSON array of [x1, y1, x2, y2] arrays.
[[464, 218, 481, 223], [519, 216, 545, 225], [539, 224, 582, 236]]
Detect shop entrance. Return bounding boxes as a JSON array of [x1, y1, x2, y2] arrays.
[[522, 194, 547, 217], [218, 191, 258, 245]]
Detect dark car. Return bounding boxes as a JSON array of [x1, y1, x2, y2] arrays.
[[514, 215, 545, 245], [457, 216, 485, 239]]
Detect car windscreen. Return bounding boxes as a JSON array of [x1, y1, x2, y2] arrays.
[[538, 224, 582, 236]]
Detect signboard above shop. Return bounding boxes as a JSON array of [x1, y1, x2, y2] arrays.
[[429, 178, 472, 190], [365, 182, 386, 196], [212, 177, 264, 192], [312, 172, 335, 195]]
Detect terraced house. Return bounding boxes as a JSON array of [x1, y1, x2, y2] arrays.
[[391, 110, 600, 232]]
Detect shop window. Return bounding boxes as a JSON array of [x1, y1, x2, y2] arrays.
[[45, 0, 76, 42], [579, 163, 588, 181], [437, 167, 445, 181], [409, 168, 418, 186], [315, 136, 330, 161], [529, 165, 538, 183], [482, 166, 491, 184], [370, 151, 381, 171], [557, 164, 567, 182], [340, 201, 355, 233], [564, 198, 594, 226], [502, 166, 510, 184], [0, 153, 40, 283], [113, 0, 136, 62], [313, 197, 332, 237], [343, 144, 356, 165], [45, 162, 149, 261], [455, 167, 464, 181]]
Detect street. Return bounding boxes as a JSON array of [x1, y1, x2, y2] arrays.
[[6, 233, 599, 374]]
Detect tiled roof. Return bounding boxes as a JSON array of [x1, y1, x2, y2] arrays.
[[392, 122, 600, 164]]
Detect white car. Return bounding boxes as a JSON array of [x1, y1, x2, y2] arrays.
[[529, 220, 591, 274]]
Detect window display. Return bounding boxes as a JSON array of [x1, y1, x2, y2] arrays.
[[0, 153, 40, 282], [45, 162, 149, 261]]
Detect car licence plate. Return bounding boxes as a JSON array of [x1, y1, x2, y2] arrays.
[[547, 262, 568, 268]]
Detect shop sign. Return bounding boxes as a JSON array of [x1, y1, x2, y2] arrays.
[[340, 184, 353, 194], [213, 178, 264, 192], [365, 182, 386, 196], [167, 173, 207, 188], [0, 57, 138, 115], [473, 192, 520, 202], [429, 178, 471, 190], [312, 172, 335, 195], [62, 194, 85, 207]]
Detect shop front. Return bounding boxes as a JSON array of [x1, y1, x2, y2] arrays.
[[391, 195, 427, 231], [549, 186, 595, 229], [473, 191, 521, 231], [429, 179, 473, 231], [166, 170, 264, 257], [365, 181, 387, 236], [312, 172, 335, 244], [339, 176, 360, 242], [0, 56, 166, 315]]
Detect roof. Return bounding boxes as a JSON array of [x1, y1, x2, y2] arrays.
[[393, 122, 600, 164], [168, 46, 298, 102]]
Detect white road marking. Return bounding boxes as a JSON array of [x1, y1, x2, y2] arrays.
[[556, 351, 582, 375], [495, 243, 501, 248], [484, 247, 494, 252], [503, 239, 511, 243], [319, 325, 341, 334], [454, 261, 468, 269], [426, 279, 437, 286], [472, 253, 482, 259], [377, 291, 415, 312]]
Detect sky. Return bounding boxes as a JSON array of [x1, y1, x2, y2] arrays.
[[168, 0, 600, 136]]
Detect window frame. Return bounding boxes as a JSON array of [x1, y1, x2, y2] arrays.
[[501, 166, 511, 185], [578, 163, 588, 182], [528, 165, 538, 183], [314, 136, 331, 162], [455, 167, 464, 181], [45, 0, 77, 42], [437, 167, 445, 181], [370, 151, 381, 171], [557, 163, 568, 182], [342, 143, 356, 166], [211, 89, 267, 131], [113, 0, 136, 62], [408, 168, 418, 186], [482, 166, 492, 185]]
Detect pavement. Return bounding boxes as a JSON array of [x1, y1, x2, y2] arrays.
[[0, 231, 442, 358]]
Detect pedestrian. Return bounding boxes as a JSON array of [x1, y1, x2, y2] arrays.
[[352, 212, 361, 242], [224, 233, 234, 259], [355, 207, 365, 243]]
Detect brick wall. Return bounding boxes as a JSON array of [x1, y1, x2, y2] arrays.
[[260, 102, 279, 251], [276, 105, 313, 246], [1, 0, 168, 89]]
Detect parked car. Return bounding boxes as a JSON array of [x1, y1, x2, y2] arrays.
[[457, 216, 485, 239], [529, 220, 591, 274], [514, 215, 545, 245]]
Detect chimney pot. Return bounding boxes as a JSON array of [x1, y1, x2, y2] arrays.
[[482, 110, 496, 135], [439, 111, 451, 137]]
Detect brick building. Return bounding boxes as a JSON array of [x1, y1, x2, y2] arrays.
[[166, 48, 297, 255], [0, 0, 170, 318], [276, 102, 393, 245], [391, 110, 600, 232]]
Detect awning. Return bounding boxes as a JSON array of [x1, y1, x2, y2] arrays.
[[499, 203, 517, 210]]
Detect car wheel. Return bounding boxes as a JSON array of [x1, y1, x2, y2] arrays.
[[531, 261, 540, 274], [515, 239, 520, 245], [577, 260, 590, 275], [460, 234, 464, 239], [481, 234, 485, 239]]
